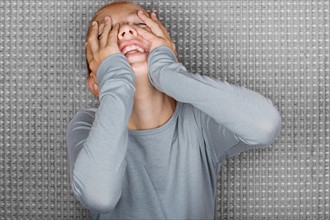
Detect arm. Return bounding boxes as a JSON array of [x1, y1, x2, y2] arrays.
[[67, 55, 135, 212], [67, 16, 132, 212], [148, 46, 281, 154], [133, 11, 281, 150]]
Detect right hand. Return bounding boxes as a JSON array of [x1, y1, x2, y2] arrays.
[[85, 16, 121, 74]]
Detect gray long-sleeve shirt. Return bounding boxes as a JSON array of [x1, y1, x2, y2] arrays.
[[67, 45, 281, 219]]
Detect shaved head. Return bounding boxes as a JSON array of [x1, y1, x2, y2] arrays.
[[85, 1, 150, 76]]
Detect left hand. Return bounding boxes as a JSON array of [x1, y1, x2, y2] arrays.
[[132, 10, 177, 56]]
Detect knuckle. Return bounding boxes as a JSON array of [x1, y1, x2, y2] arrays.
[[104, 23, 110, 30]]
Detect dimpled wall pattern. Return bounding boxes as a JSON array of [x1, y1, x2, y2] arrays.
[[0, 0, 329, 220]]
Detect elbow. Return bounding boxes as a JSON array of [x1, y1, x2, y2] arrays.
[[72, 175, 122, 213], [81, 188, 120, 213], [256, 108, 282, 146], [70, 143, 127, 213]]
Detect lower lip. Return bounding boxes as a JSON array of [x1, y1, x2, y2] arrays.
[[124, 51, 146, 58]]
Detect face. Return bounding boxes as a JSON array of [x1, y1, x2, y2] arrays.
[[91, 2, 152, 76]]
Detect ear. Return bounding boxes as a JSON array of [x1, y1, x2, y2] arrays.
[[87, 72, 99, 97]]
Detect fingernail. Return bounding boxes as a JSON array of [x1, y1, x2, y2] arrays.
[[85, 42, 88, 47], [138, 10, 144, 15], [104, 16, 110, 23], [92, 21, 97, 26]]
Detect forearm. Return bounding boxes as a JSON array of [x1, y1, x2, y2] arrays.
[[67, 54, 135, 212], [148, 46, 281, 145]]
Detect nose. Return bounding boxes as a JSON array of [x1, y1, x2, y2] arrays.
[[118, 24, 137, 40]]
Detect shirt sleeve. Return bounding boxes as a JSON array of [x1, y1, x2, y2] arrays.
[[66, 53, 135, 212], [148, 45, 281, 163]]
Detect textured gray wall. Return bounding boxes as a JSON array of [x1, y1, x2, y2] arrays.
[[0, 0, 329, 219]]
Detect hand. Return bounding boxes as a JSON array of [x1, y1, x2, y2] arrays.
[[132, 11, 177, 56], [85, 16, 121, 74]]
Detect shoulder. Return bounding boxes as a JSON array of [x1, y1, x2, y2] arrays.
[[177, 102, 204, 130], [178, 102, 199, 118], [179, 103, 235, 139], [75, 107, 97, 119], [177, 103, 208, 126], [67, 107, 97, 131]]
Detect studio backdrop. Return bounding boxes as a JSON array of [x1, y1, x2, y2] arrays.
[[0, 0, 329, 219]]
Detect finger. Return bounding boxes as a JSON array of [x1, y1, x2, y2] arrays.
[[151, 12, 171, 39], [88, 21, 100, 55], [85, 42, 93, 63], [98, 22, 105, 37], [150, 12, 174, 49], [106, 23, 120, 48], [137, 10, 164, 37], [130, 24, 156, 41], [100, 16, 112, 47]]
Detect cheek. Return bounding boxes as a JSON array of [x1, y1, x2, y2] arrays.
[[139, 28, 152, 49]]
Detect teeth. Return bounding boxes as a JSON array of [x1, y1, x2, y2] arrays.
[[123, 45, 145, 55]]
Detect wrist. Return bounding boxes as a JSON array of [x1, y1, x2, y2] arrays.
[[150, 43, 166, 54], [97, 53, 135, 87]]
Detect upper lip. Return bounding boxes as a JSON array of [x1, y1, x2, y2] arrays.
[[119, 40, 148, 54]]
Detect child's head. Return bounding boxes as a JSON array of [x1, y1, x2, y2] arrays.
[[86, 1, 153, 96]]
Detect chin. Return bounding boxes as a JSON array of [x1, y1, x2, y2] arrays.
[[124, 52, 149, 77], [130, 62, 148, 77]]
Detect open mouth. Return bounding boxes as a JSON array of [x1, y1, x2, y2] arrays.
[[123, 46, 148, 60], [125, 51, 146, 59], [122, 45, 146, 55]]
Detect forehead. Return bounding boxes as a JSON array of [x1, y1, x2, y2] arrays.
[[93, 3, 147, 24]]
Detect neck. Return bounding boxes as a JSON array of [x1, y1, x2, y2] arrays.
[[128, 76, 176, 131]]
